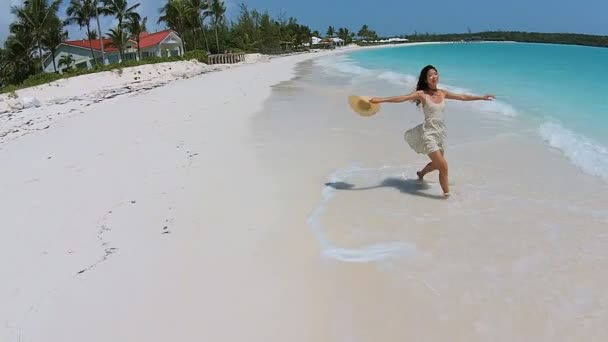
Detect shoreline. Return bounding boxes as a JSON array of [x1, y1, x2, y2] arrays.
[[0, 42, 435, 146], [314, 41, 608, 183], [247, 48, 608, 340], [5, 41, 462, 341], [0, 47, 353, 342], [0, 49, 339, 145], [4, 40, 606, 341]]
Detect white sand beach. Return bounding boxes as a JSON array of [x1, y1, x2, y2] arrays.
[[2, 42, 608, 342], [0, 47, 357, 342]]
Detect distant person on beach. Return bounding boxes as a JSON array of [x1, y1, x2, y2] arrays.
[[369, 65, 495, 198]]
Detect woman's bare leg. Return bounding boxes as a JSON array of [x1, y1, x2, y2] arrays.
[[428, 150, 449, 196], [417, 162, 435, 180], [417, 150, 444, 180]]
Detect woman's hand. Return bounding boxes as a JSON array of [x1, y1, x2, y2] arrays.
[[481, 94, 495, 101]]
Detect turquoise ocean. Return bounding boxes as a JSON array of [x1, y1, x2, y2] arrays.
[[252, 42, 608, 265], [320, 42, 608, 181], [246, 42, 608, 339]]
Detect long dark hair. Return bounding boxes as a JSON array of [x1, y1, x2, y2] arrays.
[[415, 65, 437, 106]]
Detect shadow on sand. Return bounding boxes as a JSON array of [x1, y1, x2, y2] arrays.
[[325, 177, 444, 200]]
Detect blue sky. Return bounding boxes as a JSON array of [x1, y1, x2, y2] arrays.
[[2, 0, 608, 44]]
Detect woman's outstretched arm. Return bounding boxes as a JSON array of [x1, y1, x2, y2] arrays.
[[370, 90, 422, 104], [442, 89, 495, 101]]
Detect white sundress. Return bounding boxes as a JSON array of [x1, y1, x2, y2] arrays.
[[404, 98, 447, 154]]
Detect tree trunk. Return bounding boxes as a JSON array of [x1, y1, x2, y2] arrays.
[[191, 28, 198, 50], [86, 23, 97, 66], [51, 49, 57, 73], [94, 3, 105, 65], [119, 26, 125, 62], [137, 38, 141, 60], [38, 42, 44, 72], [179, 29, 186, 53], [214, 23, 220, 53], [200, 22, 209, 52]]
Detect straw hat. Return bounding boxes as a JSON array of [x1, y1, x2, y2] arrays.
[[348, 95, 380, 117]]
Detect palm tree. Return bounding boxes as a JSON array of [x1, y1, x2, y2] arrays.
[[2, 64, 18, 88], [88, 29, 98, 40], [295, 24, 311, 49], [65, 0, 98, 65], [206, 0, 225, 53], [326, 26, 335, 38], [125, 16, 147, 60], [158, 0, 190, 53], [42, 16, 68, 72], [0, 57, 15, 89], [10, 0, 63, 72], [58, 53, 75, 70], [232, 4, 261, 52], [101, 0, 141, 31], [3, 29, 36, 84], [188, 0, 210, 52], [337, 27, 351, 44], [358, 25, 369, 40], [0, 48, 9, 87], [107, 25, 128, 60], [93, 0, 105, 65]]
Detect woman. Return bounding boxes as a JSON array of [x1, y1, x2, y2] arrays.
[[370, 65, 495, 198]]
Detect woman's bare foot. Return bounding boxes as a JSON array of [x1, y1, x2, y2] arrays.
[[443, 192, 450, 199], [417, 171, 424, 180]]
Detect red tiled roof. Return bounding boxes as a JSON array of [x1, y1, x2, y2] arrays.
[[63, 30, 174, 52], [138, 30, 174, 48], [63, 38, 119, 52]]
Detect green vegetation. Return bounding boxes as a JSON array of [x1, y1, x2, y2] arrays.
[[182, 49, 208, 63], [1, 54, 192, 93], [3, 0, 371, 92], [405, 31, 608, 48], [8, 0, 604, 95], [357, 25, 378, 41], [1, 0, 338, 90]]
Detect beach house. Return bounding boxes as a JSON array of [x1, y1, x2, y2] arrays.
[[43, 30, 184, 73], [310, 37, 345, 49]]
